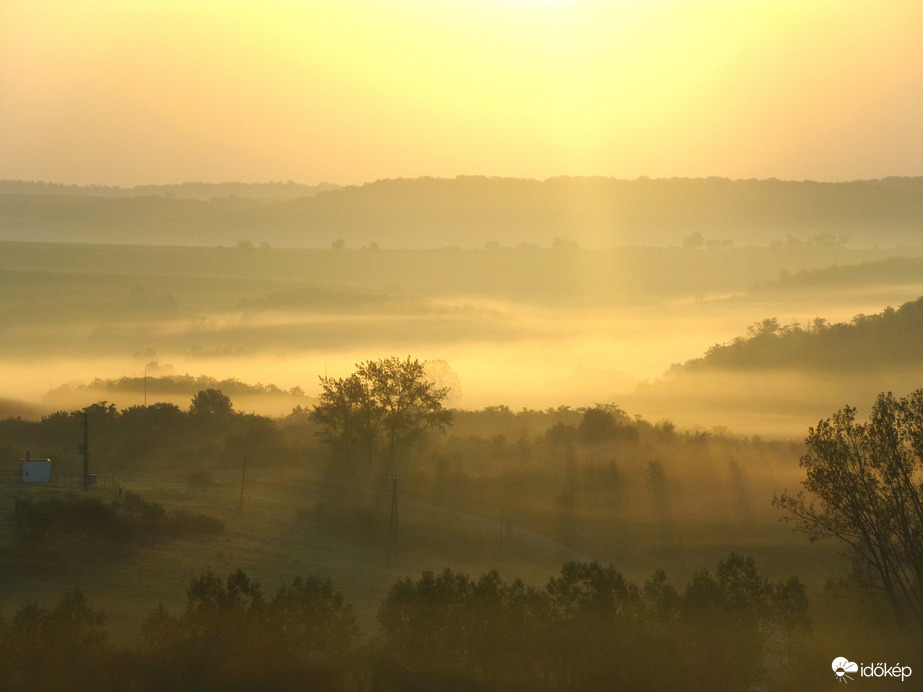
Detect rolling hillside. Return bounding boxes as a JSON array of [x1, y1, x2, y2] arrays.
[[628, 295, 923, 436], [675, 294, 923, 374], [2, 176, 922, 248]]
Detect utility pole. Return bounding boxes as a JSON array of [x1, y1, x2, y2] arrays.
[[387, 474, 403, 565]]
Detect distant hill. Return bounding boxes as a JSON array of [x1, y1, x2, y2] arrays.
[[1, 176, 921, 248], [0, 180, 339, 200], [675, 295, 923, 374], [624, 295, 923, 436], [752, 256, 923, 291]]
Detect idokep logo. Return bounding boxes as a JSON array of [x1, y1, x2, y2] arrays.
[[833, 657, 913, 683], [833, 658, 859, 683]]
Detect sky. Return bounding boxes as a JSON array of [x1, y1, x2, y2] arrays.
[[1, 0, 921, 187]]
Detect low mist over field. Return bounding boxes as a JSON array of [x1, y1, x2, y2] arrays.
[[2, 1, 923, 687], [2, 220, 923, 434]]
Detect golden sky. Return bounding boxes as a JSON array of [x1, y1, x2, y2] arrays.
[[1, 0, 921, 185]]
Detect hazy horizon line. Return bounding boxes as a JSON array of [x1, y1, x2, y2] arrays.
[[3, 173, 921, 191]]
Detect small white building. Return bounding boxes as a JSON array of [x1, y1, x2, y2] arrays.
[[20, 456, 52, 483]]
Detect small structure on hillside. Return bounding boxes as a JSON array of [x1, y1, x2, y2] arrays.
[[20, 452, 51, 484]]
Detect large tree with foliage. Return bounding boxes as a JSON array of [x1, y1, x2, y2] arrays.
[[775, 390, 923, 630], [311, 373, 377, 465], [189, 388, 234, 420], [312, 356, 453, 470]]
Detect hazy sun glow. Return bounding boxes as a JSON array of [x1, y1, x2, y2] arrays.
[[1, 0, 920, 185]]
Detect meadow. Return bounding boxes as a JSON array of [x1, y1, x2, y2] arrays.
[[0, 397, 870, 618], [0, 398, 915, 690], [2, 229, 922, 688]]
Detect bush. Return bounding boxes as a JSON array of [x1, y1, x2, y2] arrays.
[[0, 588, 111, 691], [10, 491, 223, 554]]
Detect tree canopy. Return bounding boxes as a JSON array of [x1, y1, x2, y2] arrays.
[[775, 390, 923, 630], [677, 296, 923, 373], [312, 356, 453, 470], [189, 388, 234, 419]]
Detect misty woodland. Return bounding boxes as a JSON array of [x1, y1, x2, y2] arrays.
[[2, 177, 923, 691], [3, 2, 923, 689]]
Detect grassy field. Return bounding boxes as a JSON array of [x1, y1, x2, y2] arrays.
[[0, 454, 842, 649]]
